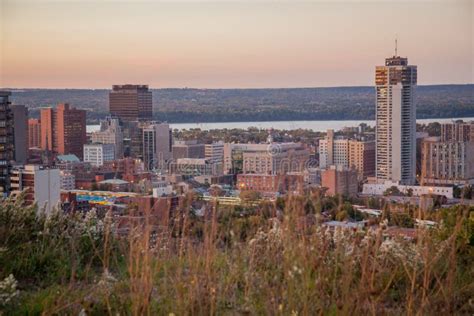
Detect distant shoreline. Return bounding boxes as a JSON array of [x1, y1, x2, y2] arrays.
[[88, 117, 474, 132]]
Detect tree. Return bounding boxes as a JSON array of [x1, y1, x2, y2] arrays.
[[336, 210, 348, 221], [384, 186, 403, 197]]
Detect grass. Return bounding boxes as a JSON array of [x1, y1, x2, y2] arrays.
[[0, 192, 473, 315]]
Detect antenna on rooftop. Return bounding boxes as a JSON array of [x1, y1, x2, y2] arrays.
[[395, 35, 398, 56]]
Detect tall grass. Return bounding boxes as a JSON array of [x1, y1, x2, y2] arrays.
[[0, 193, 472, 315]]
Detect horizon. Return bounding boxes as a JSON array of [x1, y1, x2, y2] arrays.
[[2, 83, 473, 91], [2, 0, 473, 88]]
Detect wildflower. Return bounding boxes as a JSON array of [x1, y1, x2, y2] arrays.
[[0, 274, 19, 306], [98, 268, 118, 294]]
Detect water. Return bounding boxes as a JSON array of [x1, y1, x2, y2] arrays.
[[86, 117, 474, 133]]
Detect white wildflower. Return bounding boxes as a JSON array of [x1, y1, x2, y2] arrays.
[[0, 274, 19, 306]]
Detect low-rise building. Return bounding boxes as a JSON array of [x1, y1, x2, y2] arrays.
[[362, 180, 453, 199], [98, 178, 130, 192], [60, 170, 75, 190], [172, 140, 205, 159], [237, 174, 283, 193], [321, 165, 358, 196], [10, 165, 60, 213], [169, 158, 223, 177]]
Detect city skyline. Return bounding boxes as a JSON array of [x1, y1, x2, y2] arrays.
[[1, 0, 473, 89]]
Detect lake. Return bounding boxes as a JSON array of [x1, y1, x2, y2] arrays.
[[87, 117, 474, 133]]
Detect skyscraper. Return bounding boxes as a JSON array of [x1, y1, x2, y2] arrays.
[[40, 103, 87, 159], [10, 104, 28, 164], [142, 122, 172, 171], [28, 118, 41, 148], [109, 85, 152, 122], [0, 91, 14, 195], [375, 50, 417, 185]]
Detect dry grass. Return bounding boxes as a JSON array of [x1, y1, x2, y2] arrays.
[[1, 193, 473, 315]]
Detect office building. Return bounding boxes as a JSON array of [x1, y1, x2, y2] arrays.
[[109, 85, 152, 122], [83, 143, 115, 167], [223, 143, 309, 175], [420, 137, 474, 186], [205, 141, 224, 164], [242, 143, 309, 175], [28, 118, 41, 148], [142, 123, 172, 170], [172, 140, 205, 160], [90, 117, 124, 159], [10, 104, 28, 164], [10, 165, 60, 213], [375, 53, 417, 184], [40, 103, 87, 159], [0, 91, 14, 195]]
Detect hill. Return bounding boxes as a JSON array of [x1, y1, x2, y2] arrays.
[[6, 84, 474, 123]]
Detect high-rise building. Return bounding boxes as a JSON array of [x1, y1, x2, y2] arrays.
[[40, 103, 87, 159], [83, 143, 115, 167], [421, 136, 474, 186], [109, 85, 152, 122], [319, 130, 349, 169], [319, 129, 375, 180], [28, 118, 41, 148], [0, 91, 14, 195], [142, 123, 172, 170], [9, 165, 60, 213], [375, 52, 417, 185], [10, 104, 28, 164], [348, 139, 376, 180], [440, 120, 474, 142], [90, 117, 124, 159]]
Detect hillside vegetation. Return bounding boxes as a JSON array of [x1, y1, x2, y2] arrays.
[[1, 193, 473, 314], [8, 85, 474, 123]]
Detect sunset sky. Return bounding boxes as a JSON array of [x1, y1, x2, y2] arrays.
[[1, 0, 472, 88]]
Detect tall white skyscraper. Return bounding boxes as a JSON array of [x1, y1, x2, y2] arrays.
[[375, 51, 417, 185]]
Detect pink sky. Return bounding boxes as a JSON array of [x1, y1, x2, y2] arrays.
[[1, 0, 472, 88]]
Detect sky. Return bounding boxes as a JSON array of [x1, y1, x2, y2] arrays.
[[1, 0, 472, 89]]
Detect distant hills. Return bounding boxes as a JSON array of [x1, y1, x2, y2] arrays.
[[6, 84, 474, 124]]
